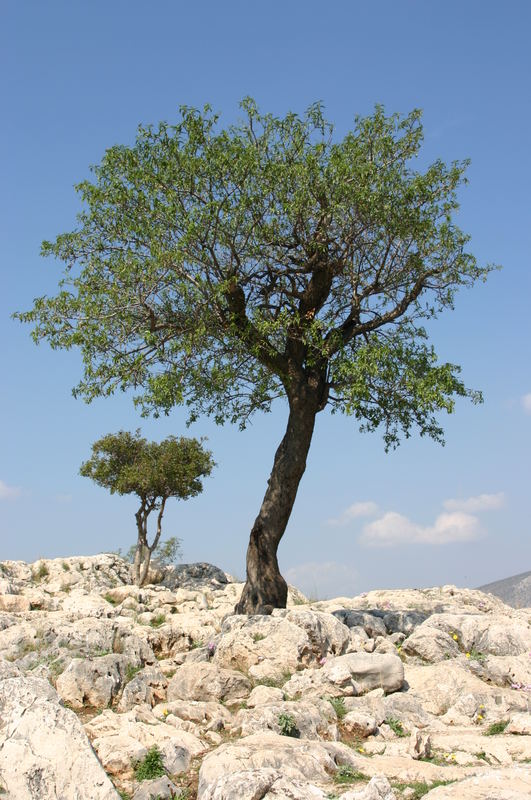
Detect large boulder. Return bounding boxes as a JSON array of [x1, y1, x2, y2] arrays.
[[421, 766, 531, 798], [85, 705, 206, 777], [166, 662, 252, 704], [0, 675, 119, 799], [284, 652, 404, 698], [197, 732, 360, 799], [213, 609, 350, 680], [56, 654, 140, 709]]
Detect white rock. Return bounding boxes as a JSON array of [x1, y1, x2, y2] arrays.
[[166, 662, 251, 704], [420, 766, 531, 798], [506, 713, 531, 735], [341, 775, 396, 800], [0, 675, 119, 799]]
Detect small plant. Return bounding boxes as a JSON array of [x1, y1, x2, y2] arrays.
[[475, 751, 488, 762], [466, 648, 486, 662], [189, 638, 204, 649], [329, 696, 346, 720], [150, 614, 166, 628], [390, 780, 456, 798], [102, 592, 118, 606], [386, 716, 407, 737], [252, 633, 266, 642], [62, 561, 70, 571], [278, 712, 298, 737], [32, 562, 49, 581], [134, 745, 166, 781], [117, 791, 131, 800], [124, 663, 142, 684], [484, 720, 509, 736], [254, 669, 292, 689], [334, 765, 367, 784]]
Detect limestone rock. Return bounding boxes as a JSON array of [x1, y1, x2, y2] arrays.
[[506, 713, 531, 735], [56, 653, 139, 709], [214, 609, 349, 680], [341, 776, 396, 800], [284, 652, 404, 698], [342, 710, 379, 738], [117, 665, 168, 711], [0, 675, 119, 799], [166, 662, 251, 704], [421, 766, 531, 798], [132, 776, 181, 799], [408, 727, 432, 760], [232, 698, 337, 740]]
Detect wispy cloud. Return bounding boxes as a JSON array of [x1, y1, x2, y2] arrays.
[[443, 492, 505, 513], [0, 480, 21, 500], [360, 510, 482, 547], [285, 561, 359, 599], [326, 501, 379, 526], [522, 393, 531, 414]]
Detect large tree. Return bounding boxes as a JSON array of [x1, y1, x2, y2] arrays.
[[18, 100, 492, 613], [80, 431, 214, 586]]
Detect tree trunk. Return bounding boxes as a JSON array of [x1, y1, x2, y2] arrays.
[[133, 498, 167, 587], [235, 384, 322, 614]]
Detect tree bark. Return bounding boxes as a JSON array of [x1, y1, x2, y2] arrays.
[[133, 498, 167, 587], [235, 381, 323, 614]]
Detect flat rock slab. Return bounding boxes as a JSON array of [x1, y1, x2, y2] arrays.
[[0, 675, 119, 799], [423, 765, 531, 799]]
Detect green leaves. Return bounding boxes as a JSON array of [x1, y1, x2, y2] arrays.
[[79, 430, 215, 504], [17, 100, 493, 445]]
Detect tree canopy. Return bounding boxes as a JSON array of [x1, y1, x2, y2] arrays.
[[19, 100, 493, 610], [80, 431, 214, 585]]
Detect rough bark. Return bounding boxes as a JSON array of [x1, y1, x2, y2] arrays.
[[133, 498, 166, 586], [235, 380, 324, 614]]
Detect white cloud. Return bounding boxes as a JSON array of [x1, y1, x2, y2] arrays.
[[284, 561, 360, 599], [360, 510, 482, 548], [326, 501, 379, 526], [0, 480, 21, 500], [522, 393, 531, 414], [443, 492, 505, 513]]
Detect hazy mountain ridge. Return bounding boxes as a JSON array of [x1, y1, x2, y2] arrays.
[[478, 570, 531, 609]]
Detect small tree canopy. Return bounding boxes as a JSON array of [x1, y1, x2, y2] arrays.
[[80, 431, 214, 585]]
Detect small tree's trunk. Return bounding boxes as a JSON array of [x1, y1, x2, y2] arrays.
[[134, 498, 167, 587], [235, 381, 323, 614]]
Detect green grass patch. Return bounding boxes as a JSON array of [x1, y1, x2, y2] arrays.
[[102, 592, 118, 606], [278, 712, 298, 737], [134, 745, 166, 781], [124, 663, 142, 684], [391, 780, 456, 798], [386, 716, 407, 737], [334, 765, 368, 785], [328, 696, 346, 720], [150, 614, 166, 628], [484, 720, 509, 736]]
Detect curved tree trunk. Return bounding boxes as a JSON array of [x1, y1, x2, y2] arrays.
[[235, 385, 322, 614]]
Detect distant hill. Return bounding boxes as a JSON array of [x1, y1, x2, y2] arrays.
[[478, 570, 531, 608]]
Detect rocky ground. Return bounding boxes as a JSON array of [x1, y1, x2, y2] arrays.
[[0, 555, 530, 800]]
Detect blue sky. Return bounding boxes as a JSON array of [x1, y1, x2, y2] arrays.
[[1, 1, 530, 597]]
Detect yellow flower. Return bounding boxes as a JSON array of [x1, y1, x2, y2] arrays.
[[162, 709, 169, 716], [479, 704, 485, 709], [357, 747, 365, 753], [477, 714, 483, 720], [452, 633, 458, 641], [466, 652, 471, 658]]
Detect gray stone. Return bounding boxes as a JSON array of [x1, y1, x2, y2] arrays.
[[132, 776, 180, 800], [0, 675, 119, 799]]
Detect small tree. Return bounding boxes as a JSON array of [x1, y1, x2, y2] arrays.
[[80, 431, 214, 585], [19, 101, 494, 612]]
